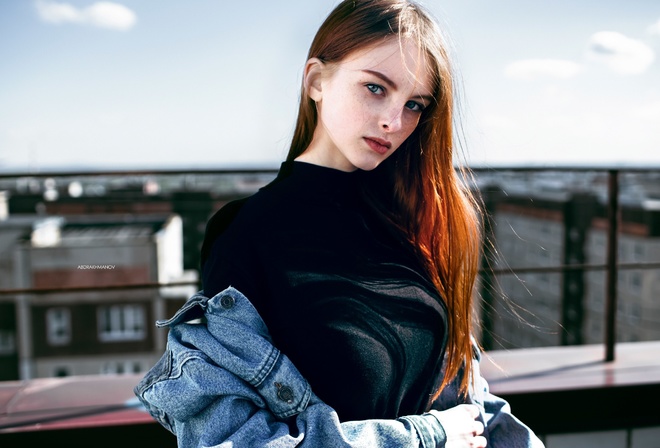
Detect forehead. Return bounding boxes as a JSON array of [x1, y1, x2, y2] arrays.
[[338, 37, 434, 95]]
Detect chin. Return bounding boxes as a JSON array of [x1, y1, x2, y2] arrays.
[[347, 153, 387, 172]]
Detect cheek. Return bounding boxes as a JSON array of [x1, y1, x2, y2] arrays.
[[326, 92, 371, 129], [344, 92, 371, 124], [401, 114, 422, 137]]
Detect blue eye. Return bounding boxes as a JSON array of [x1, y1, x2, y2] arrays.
[[405, 100, 425, 112], [366, 83, 384, 95]]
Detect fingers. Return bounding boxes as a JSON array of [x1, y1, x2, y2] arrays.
[[473, 419, 484, 436], [460, 404, 479, 419], [459, 405, 484, 436], [473, 435, 487, 448], [432, 404, 486, 447]]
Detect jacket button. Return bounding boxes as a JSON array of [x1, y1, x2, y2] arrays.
[[275, 382, 294, 404], [220, 295, 235, 309]]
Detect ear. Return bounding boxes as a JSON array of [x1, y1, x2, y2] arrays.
[[303, 57, 324, 102]]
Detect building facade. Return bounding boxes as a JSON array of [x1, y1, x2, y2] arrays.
[[481, 188, 660, 350], [0, 211, 195, 381]]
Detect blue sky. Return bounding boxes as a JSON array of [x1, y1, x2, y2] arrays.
[[1, 1, 659, 171]]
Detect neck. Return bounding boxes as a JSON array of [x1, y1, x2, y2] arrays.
[[294, 127, 357, 172], [294, 151, 358, 173]]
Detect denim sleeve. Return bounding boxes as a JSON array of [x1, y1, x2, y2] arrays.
[[136, 345, 446, 448], [135, 288, 447, 448], [431, 342, 545, 448], [472, 363, 545, 448]]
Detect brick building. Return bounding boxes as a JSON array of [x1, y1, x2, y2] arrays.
[[480, 188, 660, 350], [0, 211, 196, 381]]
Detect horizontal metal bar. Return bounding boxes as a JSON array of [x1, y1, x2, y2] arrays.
[[0, 261, 658, 296], [2, 165, 660, 180], [485, 261, 660, 276], [0, 167, 280, 180], [0, 281, 198, 296]]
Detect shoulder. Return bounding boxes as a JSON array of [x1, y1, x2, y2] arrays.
[[199, 175, 295, 269], [200, 197, 250, 269]]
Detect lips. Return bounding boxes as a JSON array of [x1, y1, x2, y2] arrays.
[[364, 137, 392, 155]]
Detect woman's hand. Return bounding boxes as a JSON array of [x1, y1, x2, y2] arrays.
[[430, 404, 487, 448]]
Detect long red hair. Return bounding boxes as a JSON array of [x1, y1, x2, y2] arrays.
[[287, 0, 482, 399]]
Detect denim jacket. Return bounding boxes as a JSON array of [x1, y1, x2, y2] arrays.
[[135, 287, 544, 448]]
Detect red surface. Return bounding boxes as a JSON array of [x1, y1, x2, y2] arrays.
[[2, 341, 659, 433], [0, 374, 154, 433], [480, 340, 660, 394]]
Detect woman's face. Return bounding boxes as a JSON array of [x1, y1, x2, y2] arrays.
[[299, 37, 434, 172]]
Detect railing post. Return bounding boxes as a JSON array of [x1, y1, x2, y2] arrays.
[[479, 186, 501, 351], [604, 169, 619, 362]]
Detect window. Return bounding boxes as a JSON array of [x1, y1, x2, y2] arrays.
[[101, 360, 143, 375], [633, 242, 644, 262], [0, 330, 16, 355], [540, 222, 551, 236], [54, 366, 70, 377], [629, 272, 642, 295], [46, 308, 71, 346], [98, 304, 146, 342], [539, 248, 551, 264], [588, 232, 606, 260], [629, 302, 642, 325], [539, 273, 551, 287]]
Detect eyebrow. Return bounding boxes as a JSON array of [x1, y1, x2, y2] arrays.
[[361, 69, 434, 103]]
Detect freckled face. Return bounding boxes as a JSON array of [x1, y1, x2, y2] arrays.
[[298, 37, 435, 172]]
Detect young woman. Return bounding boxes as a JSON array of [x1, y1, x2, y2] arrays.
[[136, 1, 544, 446]]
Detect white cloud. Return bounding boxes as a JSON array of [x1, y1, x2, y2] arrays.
[[586, 31, 655, 75], [35, 1, 137, 31], [84, 2, 137, 31], [648, 18, 660, 35], [504, 59, 582, 80], [35, 1, 81, 24]]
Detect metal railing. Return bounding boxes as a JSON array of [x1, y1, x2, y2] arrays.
[[605, 170, 619, 361], [471, 165, 660, 360], [2, 165, 660, 364]]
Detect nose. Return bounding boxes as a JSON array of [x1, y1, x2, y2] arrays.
[[380, 108, 403, 133]]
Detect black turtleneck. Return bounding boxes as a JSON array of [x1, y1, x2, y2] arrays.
[[201, 161, 447, 421]]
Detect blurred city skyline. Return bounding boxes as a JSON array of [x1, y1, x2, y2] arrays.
[[1, 0, 659, 172]]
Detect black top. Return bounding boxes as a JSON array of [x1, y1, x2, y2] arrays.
[[201, 161, 447, 421]]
